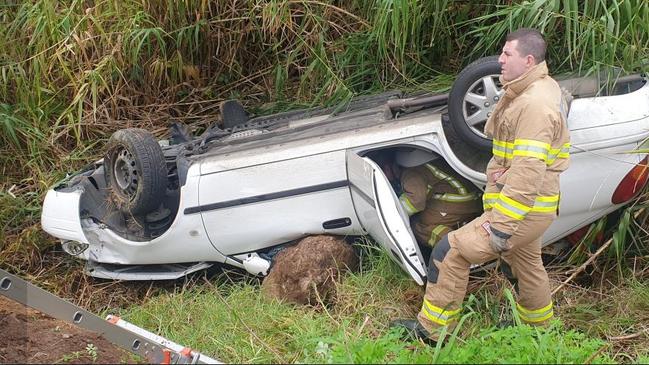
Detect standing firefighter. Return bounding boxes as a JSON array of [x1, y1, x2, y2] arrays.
[[391, 28, 571, 342]]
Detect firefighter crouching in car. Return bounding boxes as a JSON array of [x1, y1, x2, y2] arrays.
[[375, 149, 482, 251], [390, 28, 571, 342]]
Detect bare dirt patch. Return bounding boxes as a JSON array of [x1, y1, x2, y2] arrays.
[[0, 296, 139, 364]]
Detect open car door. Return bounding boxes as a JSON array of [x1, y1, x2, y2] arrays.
[[346, 151, 427, 285]]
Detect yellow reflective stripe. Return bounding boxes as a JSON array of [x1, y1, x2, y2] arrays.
[[520, 310, 553, 323], [547, 142, 571, 165], [420, 299, 461, 326], [482, 192, 499, 210], [425, 164, 468, 195], [494, 139, 570, 166], [531, 194, 560, 213], [493, 139, 514, 159], [531, 206, 558, 213], [517, 302, 554, 323], [485, 191, 558, 215], [513, 149, 548, 161], [535, 195, 560, 203], [514, 139, 551, 150], [399, 194, 419, 216], [494, 193, 532, 220], [433, 192, 478, 202], [518, 301, 553, 315], [493, 149, 513, 159], [513, 139, 551, 162], [428, 225, 449, 247], [493, 139, 514, 149]]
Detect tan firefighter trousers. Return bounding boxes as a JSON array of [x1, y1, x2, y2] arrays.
[[417, 211, 554, 339]]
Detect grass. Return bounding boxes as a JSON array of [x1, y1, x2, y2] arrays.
[[116, 244, 639, 363], [306, 322, 613, 364], [116, 244, 418, 363]]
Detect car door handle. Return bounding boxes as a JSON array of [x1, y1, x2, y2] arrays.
[[322, 218, 352, 229]]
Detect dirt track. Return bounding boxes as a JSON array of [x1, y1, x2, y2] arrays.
[[0, 296, 138, 364]]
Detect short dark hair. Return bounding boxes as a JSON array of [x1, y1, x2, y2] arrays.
[[506, 28, 546, 63]]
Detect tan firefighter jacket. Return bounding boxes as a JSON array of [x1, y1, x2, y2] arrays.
[[483, 61, 571, 237], [398, 161, 481, 219]]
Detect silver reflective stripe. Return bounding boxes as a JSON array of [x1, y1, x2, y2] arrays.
[[422, 306, 452, 321], [514, 144, 549, 155], [533, 200, 556, 208], [493, 144, 512, 154], [433, 193, 477, 202], [548, 145, 570, 161], [495, 200, 528, 217], [522, 308, 553, 320], [421, 305, 458, 325], [425, 164, 468, 195]]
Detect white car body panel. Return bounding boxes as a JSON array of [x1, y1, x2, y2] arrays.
[[71, 164, 227, 265], [41, 189, 88, 244]]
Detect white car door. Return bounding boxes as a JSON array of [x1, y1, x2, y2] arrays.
[[346, 151, 427, 285]]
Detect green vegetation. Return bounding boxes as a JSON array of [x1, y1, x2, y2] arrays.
[[2, 1, 649, 363], [119, 246, 620, 363]]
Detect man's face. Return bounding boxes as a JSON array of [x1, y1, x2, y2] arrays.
[[498, 40, 535, 82]]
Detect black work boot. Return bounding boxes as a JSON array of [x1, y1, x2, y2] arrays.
[[389, 319, 437, 346]]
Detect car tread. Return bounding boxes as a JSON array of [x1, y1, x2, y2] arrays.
[[105, 128, 167, 215]]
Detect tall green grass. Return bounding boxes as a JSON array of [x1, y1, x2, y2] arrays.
[[2, 0, 647, 161]]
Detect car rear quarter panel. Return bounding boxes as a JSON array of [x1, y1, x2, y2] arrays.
[[78, 164, 227, 265], [542, 142, 645, 243]]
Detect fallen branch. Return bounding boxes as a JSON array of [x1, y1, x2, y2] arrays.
[[551, 237, 613, 296], [583, 344, 609, 364], [607, 329, 648, 341], [553, 206, 646, 296]]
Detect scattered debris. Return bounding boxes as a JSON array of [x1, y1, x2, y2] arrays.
[[261, 235, 358, 305]]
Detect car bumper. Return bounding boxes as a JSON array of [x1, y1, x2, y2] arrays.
[[41, 187, 89, 245]]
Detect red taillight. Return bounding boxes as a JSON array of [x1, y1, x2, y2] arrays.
[[611, 156, 649, 204], [566, 223, 604, 246]]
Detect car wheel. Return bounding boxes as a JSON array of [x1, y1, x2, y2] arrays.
[[104, 128, 167, 215], [448, 56, 503, 151]]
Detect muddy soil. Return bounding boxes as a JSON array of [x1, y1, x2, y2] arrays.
[[262, 235, 358, 305], [0, 296, 139, 364]]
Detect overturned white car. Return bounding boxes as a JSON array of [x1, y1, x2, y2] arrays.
[[41, 58, 649, 284]]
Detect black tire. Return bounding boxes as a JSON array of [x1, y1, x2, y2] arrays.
[[448, 56, 502, 151], [104, 128, 167, 215]]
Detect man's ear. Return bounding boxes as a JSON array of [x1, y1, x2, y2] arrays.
[[526, 55, 537, 67]]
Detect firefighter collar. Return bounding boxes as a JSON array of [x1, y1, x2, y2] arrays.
[[500, 61, 549, 98]]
